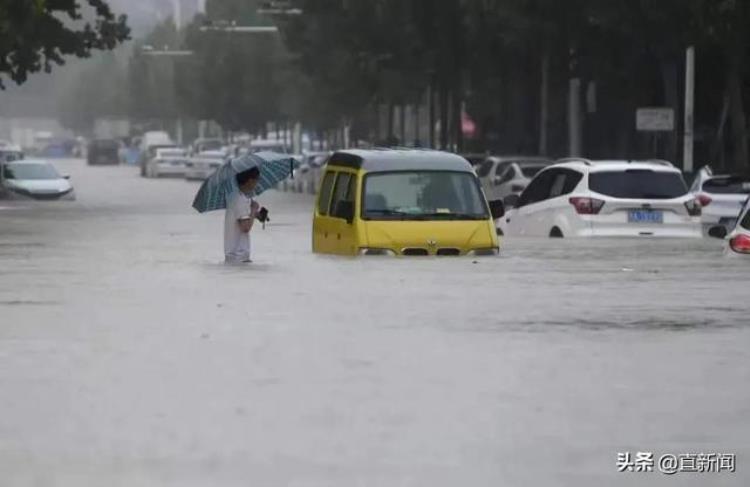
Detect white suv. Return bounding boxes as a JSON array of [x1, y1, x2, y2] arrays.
[[690, 166, 750, 233], [499, 159, 702, 238]]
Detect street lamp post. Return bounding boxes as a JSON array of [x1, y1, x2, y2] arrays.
[[141, 45, 195, 145]]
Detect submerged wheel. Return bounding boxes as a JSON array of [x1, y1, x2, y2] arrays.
[[549, 227, 564, 238]]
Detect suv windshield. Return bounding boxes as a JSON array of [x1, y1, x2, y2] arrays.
[[589, 170, 688, 199], [4, 163, 60, 180], [363, 171, 488, 220], [703, 176, 750, 195]]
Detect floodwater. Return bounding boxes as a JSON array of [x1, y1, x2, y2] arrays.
[[0, 159, 748, 486]]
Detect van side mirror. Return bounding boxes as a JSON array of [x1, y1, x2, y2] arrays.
[[334, 200, 355, 224], [503, 194, 520, 209], [488, 199, 505, 220], [708, 225, 728, 239]]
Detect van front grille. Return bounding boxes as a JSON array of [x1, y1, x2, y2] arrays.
[[402, 248, 429, 256]]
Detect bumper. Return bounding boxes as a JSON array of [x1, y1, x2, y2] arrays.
[[577, 224, 702, 239], [155, 164, 186, 177], [184, 169, 211, 181]]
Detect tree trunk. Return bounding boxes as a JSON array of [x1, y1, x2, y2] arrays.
[[413, 103, 420, 146], [400, 103, 406, 145], [429, 81, 436, 148], [727, 58, 748, 171], [439, 81, 449, 150]]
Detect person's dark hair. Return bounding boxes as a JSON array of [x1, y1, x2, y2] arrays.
[[236, 167, 260, 186]]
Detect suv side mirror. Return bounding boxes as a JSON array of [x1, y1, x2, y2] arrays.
[[334, 200, 355, 224], [488, 199, 505, 220], [503, 194, 520, 209], [708, 225, 728, 239]]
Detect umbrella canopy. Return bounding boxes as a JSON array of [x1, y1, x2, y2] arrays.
[[192, 152, 296, 213]]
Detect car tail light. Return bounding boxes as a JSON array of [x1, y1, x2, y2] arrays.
[[697, 194, 712, 207], [569, 197, 605, 215], [729, 234, 750, 254], [684, 199, 702, 217]]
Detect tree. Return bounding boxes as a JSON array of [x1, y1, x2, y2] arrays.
[[0, 0, 130, 88]]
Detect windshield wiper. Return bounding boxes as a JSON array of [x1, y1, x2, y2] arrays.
[[364, 209, 412, 219], [420, 212, 487, 220]]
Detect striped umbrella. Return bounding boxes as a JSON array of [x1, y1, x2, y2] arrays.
[[192, 152, 296, 213]]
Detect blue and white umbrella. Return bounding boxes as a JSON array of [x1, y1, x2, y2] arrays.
[[192, 152, 296, 213]]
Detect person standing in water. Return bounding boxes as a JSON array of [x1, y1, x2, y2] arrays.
[[224, 167, 261, 264]]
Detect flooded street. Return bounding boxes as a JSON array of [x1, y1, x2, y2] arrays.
[[1, 159, 748, 486]]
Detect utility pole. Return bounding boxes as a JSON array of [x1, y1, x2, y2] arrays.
[[683, 46, 695, 173], [568, 47, 583, 157], [539, 53, 550, 156], [568, 78, 582, 157]]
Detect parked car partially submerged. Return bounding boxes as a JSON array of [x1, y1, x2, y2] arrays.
[[87, 139, 120, 165], [477, 156, 553, 201], [708, 198, 750, 256], [184, 150, 229, 181], [499, 159, 702, 238], [1, 159, 75, 201], [313, 149, 505, 256], [690, 166, 750, 233], [0, 145, 24, 162], [145, 148, 189, 178]]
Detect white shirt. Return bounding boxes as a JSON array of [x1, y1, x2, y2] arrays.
[[224, 192, 253, 263]]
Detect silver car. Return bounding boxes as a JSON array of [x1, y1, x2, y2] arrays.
[[477, 156, 553, 201], [1, 159, 75, 201]]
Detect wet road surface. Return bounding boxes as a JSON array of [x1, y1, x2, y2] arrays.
[[1, 159, 748, 486]]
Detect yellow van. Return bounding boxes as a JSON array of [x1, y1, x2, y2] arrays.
[[312, 149, 505, 256]]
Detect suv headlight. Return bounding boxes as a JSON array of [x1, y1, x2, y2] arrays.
[[467, 247, 500, 257], [358, 248, 396, 256]]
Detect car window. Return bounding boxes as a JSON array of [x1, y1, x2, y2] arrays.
[[330, 173, 354, 218], [702, 176, 750, 195], [562, 170, 583, 194], [495, 162, 511, 177], [742, 206, 750, 230], [317, 172, 336, 215], [497, 166, 516, 184], [517, 170, 555, 207], [476, 160, 494, 178], [589, 170, 688, 199], [549, 172, 567, 198]]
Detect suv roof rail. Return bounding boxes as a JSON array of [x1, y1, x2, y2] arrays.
[[645, 159, 675, 167], [555, 157, 593, 166]]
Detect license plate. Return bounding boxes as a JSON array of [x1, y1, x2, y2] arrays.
[[628, 209, 663, 224]]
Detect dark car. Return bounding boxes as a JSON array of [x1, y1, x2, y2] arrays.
[[87, 139, 120, 166]]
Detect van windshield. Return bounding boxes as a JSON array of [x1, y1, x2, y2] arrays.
[[363, 171, 489, 220]]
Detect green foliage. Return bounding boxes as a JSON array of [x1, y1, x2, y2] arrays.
[[0, 0, 130, 88]]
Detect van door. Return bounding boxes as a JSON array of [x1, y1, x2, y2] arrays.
[[328, 171, 359, 255], [312, 171, 337, 253]]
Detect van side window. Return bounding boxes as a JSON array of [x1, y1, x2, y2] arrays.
[[317, 172, 336, 215], [330, 173, 354, 218]]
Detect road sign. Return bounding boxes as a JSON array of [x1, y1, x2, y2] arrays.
[[636, 108, 675, 132]]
